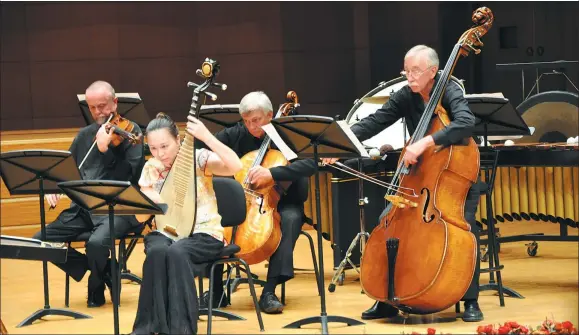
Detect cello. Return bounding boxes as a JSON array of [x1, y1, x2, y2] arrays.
[[359, 7, 494, 314], [225, 91, 300, 265]]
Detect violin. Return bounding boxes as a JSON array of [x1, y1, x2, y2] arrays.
[[48, 112, 143, 211], [103, 112, 143, 146]]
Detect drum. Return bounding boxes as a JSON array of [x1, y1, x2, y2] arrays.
[[346, 75, 466, 150]]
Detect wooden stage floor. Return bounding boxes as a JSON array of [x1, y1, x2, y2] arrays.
[[1, 221, 578, 334]]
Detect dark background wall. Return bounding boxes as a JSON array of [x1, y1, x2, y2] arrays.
[[1, 1, 577, 131]]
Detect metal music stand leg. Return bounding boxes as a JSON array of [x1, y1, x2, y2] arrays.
[[17, 179, 91, 328], [283, 143, 364, 334], [328, 159, 369, 293]]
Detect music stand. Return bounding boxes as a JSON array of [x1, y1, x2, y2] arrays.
[[267, 115, 366, 334], [198, 104, 242, 134], [468, 96, 530, 302], [0, 150, 91, 327], [77, 93, 150, 130], [57, 180, 167, 335]]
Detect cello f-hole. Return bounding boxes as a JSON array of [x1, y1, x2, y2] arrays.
[[421, 188, 435, 223]]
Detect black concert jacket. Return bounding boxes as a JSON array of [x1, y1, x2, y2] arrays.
[[61, 122, 144, 222], [196, 122, 317, 205], [351, 74, 475, 146]]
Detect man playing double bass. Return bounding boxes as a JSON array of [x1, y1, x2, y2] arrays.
[[196, 91, 317, 314], [324, 45, 483, 322]]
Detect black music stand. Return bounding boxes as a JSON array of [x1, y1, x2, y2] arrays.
[[0, 150, 91, 327], [57, 180, 167, 335], [468, 97, 530, 302], [268, 115, 366, 334], [198, 104, 242, 134], [78, 93, 150, 130]]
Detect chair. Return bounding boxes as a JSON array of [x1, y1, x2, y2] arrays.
[[280, 215, 322, 305], [197, 177, 264, 335], [456, 148, 507, 313], [64, 219, 150, 307]]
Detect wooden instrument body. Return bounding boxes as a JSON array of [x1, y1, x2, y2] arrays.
[[360, 106, 480, 314], [155, 135, 198, 241], [225, 149, 287, 264]]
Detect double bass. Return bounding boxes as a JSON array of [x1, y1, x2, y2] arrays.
[[225, 91, 300, 265], [155, 58, 224, 240], [359, 7, 494, 314]]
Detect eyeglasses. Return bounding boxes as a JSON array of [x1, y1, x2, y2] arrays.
[[400, 66, 434, 78]]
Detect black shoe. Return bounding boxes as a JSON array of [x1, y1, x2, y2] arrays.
[[258, 292, 284, 314], [200, 290, 228, 309], [361, 301, 399, 320], [462, 300, 484, 322], [87, 285, 105, 308]]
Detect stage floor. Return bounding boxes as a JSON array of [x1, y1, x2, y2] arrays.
[[1, 221, 578, 334]]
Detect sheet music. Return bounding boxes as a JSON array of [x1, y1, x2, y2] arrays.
[[261, 124, 299, 161], [77, 92, 141, 101], [465, 92, 505, 99], [336, 121, 370, 158]]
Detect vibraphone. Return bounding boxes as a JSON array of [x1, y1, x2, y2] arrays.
[[477, 143, 579, 255]]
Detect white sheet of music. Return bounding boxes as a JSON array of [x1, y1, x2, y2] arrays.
[[336, 120, 370, 158], [261, 124, 299, 161], [77, 92, 141, 102], [464, 92, 505, 99]]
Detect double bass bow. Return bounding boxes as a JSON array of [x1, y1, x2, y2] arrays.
[[359, 7, 494, 315], [225, 91, 300, 265]]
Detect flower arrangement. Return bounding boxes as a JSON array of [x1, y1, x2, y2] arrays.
[[407, 319, 577, 335]]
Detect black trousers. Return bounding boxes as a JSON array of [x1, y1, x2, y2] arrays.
[[462, 183, 481, 301], [132, 232, 225, 335], [265, 202, 305, 285], [33, 207, 139, 290]]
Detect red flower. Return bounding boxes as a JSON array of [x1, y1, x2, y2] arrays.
[[556, 322, 564, 331], [520, 326, 529, 334], [498, 325, 511, 335], [562, 322, 574, 330], [427, 328, 437, 335], [508, 322, 521, 329]]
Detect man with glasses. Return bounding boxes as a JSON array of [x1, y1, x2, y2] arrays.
[[196, 91, 317, 314], [323, 45, 483, 322]]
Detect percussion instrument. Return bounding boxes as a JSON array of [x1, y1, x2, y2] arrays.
[[476, 89, 579, 227]]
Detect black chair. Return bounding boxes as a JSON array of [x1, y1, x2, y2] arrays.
[[197, 177, 264, 335], [64, 220, 150, 307], [280, 215, 322, 305], [456, 148, 508, 313]]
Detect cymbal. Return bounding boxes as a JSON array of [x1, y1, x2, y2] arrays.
[[360, 96, 390, 104]]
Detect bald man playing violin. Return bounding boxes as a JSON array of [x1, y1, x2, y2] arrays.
[[32, 80, 144, 308], [323, 45, 484, 322]]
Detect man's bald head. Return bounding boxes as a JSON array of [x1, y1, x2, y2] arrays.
[[86, 80, 116, 100], [85, 81, 118, 124]]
